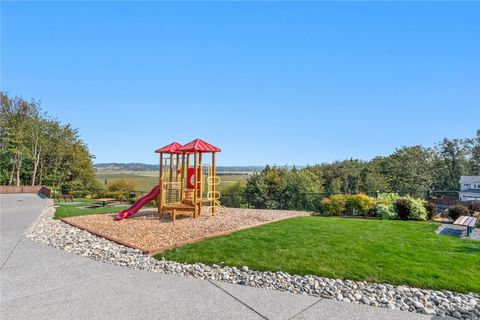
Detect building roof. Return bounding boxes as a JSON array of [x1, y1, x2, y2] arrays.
[[154, 142, 183, 154], [460, 176, 480, 184], [178, 138, 221, 153]]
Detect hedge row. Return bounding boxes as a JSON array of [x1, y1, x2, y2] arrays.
[[320, 193, 428, 221], [320, 193, 480, 221]]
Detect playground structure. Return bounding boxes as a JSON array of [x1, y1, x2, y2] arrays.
[[116, 139, 223, 221]]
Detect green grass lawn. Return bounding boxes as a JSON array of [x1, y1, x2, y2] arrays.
[[53, 199, 129, 219], [156, 217, 480, 293]]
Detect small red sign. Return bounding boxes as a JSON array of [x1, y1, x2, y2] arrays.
[[187, 168, 201, 189]]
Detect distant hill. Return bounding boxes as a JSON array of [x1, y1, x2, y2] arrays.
[[94, 163, 158, 171], [93, 163, 264, 173]]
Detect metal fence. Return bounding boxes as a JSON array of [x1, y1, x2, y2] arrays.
[[219, 190, 462, 212], [47, 188, 464, 212]]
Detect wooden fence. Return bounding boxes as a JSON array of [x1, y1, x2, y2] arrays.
[[0, 185, 51, 198]]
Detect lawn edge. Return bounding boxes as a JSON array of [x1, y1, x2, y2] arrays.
[[61, 211, 312, 254]]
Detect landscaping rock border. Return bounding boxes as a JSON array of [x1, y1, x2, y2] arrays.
[[27, 201, 480, 319]]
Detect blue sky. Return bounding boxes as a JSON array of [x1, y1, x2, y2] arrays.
[[2, 2, 479, 166]]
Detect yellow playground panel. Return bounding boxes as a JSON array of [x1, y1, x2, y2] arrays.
[[155, 139, 224, 221]]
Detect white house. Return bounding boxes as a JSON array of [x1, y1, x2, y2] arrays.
[[459, 176, 480, 202]]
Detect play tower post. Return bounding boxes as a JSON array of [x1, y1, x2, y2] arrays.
[[178, 139, 222, 217], [158, 151, 163, 214], [155, 142, 183, 218], [211, 151, 216, 214], [180, 153, 185, 202], [193, 150, 198, 217]]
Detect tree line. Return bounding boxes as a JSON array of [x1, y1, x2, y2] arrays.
[[0, 93, 99, 193], [305, 132, 480, 194], [221, 130, 480, 209], [1, 91, 479, 200]]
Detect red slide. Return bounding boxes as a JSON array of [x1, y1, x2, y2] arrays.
[[115, 185, 160, 220]]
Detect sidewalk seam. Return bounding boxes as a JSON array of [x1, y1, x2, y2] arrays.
[[287, 298, 323, 320], [207, 280, 269, 319], [1, 236, 25, 270]]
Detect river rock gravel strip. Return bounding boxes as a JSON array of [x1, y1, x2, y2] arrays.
[[26, 201, 480, 319]]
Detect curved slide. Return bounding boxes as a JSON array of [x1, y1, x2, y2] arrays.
[[115, 185, 160, 220]]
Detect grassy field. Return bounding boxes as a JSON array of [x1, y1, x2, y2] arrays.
[[96, 173, 159, 193], [54, 199, 130, 219], [96, 172, 247, 193], [156, 217, 480, 293]]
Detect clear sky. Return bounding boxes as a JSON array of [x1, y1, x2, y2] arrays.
[[2, 2, 479, 166]]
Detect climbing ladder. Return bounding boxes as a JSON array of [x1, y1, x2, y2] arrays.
[[162, 182, 181, 205], [160, 155, 182, 205], [206, 165, 224, 215]]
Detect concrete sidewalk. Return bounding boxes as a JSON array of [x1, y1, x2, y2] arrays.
[[0, 193, 48, 267], [0, 194, 437, 320]]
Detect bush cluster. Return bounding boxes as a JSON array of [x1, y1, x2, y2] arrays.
[[320, 193, 429, 221], [321, 194, 375, 216], [96, 178, 136, 201], [70, 190, 91, 198], [97, 191, 128, 201]]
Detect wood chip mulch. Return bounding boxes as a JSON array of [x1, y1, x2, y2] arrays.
[[61, 208, 310, 254]]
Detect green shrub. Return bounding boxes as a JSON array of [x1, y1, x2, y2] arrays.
[[321, 194, 375, 216], [129, 197, 137, 204], [96, 178, 136, 201], [107, 178, 136, 193], [220, 181, 247, 208], [320, 198, 332, 215], [375, 193, 400, 219], [125, 193, 157, 206], [321, 194, 347, 216], [375, 193, 427, 221], [102, 191, 128, 201], [448, 205, 470, 221], [70, 190, 90, 198], [407, 196, 427, 220], [424, 202, 436, 220], [348, 193, 375, 215], [376, 203, 396, 219], [393, 199, 412, 220], [95, 189, 107, 198]]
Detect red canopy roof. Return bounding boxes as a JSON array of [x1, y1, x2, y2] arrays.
[[154, 142, 182, 154], [178, 139, 221, 153]]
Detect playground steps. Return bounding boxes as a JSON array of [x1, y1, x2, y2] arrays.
[[162, 203, 195, 211]]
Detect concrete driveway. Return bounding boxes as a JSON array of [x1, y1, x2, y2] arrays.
[[0, 194, 436, 320]]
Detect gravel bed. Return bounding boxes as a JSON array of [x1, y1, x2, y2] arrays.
[[61, 207, 310, 252], [27, 201, 480, 319]]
